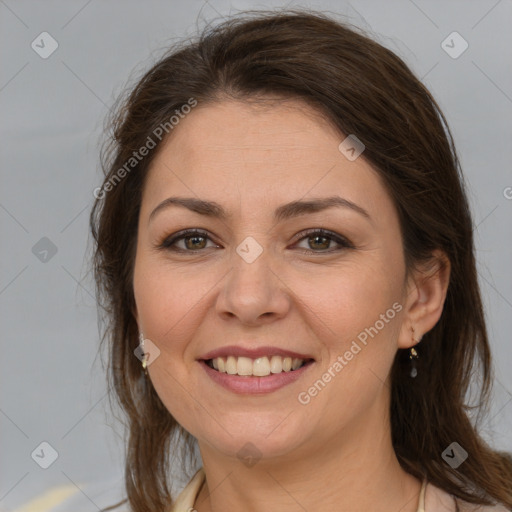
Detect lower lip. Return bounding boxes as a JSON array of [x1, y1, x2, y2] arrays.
[[199, 360, 314, 394]]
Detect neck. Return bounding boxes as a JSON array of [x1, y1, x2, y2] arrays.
[[193, 395, 422, 512]]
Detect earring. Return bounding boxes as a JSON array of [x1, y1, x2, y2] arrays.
[[409, 326, 421, 378], [139, 332, 148, 376]]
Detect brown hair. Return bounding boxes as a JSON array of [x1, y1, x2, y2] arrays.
[[89, 8, 512, 511]]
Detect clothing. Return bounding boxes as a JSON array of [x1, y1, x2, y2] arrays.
[[12, 468, 510, 511], [170, 467, 510, 512]]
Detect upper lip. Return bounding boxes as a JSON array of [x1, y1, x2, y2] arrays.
[[199, 345, 315, 361]]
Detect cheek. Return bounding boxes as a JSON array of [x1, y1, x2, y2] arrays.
[[133, 243, 403, 360], [133, 257, 209, 429], [133, 252, 206, 345], [307, 261, 404, 408], [305, 260, 402, 339], [296, 267, 403, 427]]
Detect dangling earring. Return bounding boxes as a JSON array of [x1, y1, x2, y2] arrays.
[[139, 332, 148, 376], [409, 326, 420, 378]]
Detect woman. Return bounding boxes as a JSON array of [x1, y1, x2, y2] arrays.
[[89, 9, 512, 512]]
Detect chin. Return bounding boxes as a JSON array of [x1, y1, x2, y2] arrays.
[[197, 414, 312, 461]]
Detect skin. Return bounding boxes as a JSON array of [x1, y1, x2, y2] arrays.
[[132, 97, 450, 512]]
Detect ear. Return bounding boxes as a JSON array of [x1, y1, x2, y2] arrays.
[[397, 249, 451, 350]]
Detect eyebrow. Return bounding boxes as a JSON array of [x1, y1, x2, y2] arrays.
[[148, 195, 371, 225]]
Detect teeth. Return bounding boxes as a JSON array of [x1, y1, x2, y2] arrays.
[[253, 357, 270, 376], [209, 355, 308, 376], [237, 356, 253, 376], [270, 355, 283, 373], [226, 356, 237, 375], [292, 358, 302, 370]]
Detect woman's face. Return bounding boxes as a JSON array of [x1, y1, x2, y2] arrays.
[[133, 98, 410, 462]]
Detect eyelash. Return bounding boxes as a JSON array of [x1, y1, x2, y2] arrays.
[[157, 228, 355, 255]]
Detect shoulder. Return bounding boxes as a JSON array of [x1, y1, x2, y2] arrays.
[[170, 467, 205, 512], [426, 482, 510, 512]]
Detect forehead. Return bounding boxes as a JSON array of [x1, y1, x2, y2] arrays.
[[142, 99, 393, 222], [158, 98, 344, 163]]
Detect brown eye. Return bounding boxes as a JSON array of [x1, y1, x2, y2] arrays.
[[307, 234, 330, 251], [294, 229, 354, 253], [159, 229, 217, 252], [158, 228, 353, 254], [183, 234, 207, 250]]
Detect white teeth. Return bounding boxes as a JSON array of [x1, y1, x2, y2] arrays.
[[253, 357, 270, 376], [237, 356, 253, 376], [226, 356, 237, 375], [209, 355, 308, 376], [269, 355, 283, 373]]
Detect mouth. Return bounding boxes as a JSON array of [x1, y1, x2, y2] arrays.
[[201, 355, 315, 377]]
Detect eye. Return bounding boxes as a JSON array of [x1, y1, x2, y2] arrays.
[[158, 229, 217, 252], [293, 228, 354, 254], [157, 228, 354, 254]]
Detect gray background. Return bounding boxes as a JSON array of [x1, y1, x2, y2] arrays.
[[1, 0, 511, 510]]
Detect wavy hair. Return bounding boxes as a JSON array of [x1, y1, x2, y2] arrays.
[[89, 8, 512, 511]]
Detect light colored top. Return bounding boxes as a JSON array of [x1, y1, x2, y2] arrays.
[[12, 468, 510, 511], [170, 467, 510, 512]]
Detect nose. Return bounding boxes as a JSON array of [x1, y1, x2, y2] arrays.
[[215, 246, 291, 326]]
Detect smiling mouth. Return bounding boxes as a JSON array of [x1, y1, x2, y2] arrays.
[[203, 355, 315, 377]]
